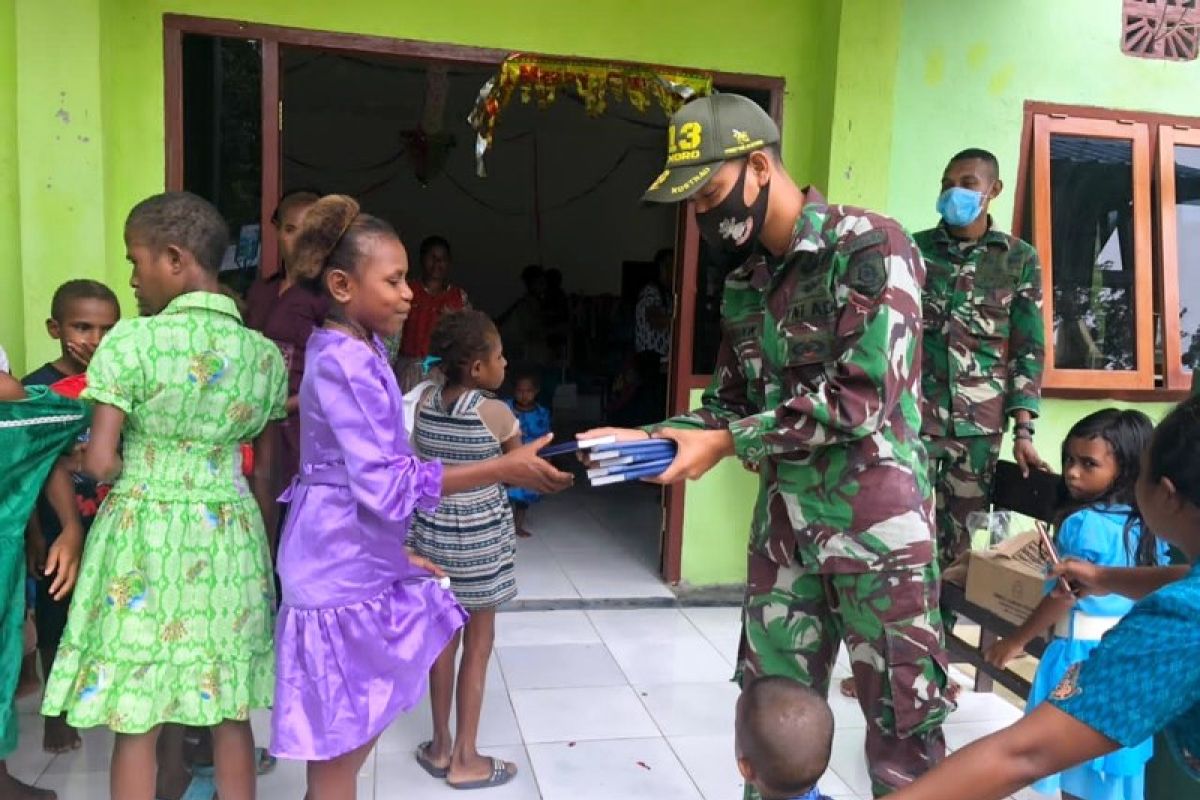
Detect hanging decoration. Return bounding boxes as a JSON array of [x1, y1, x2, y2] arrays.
[[401, 65, 457, 186], [468, 54, 712, 176]]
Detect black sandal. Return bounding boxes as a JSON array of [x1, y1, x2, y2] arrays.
[[447, 757, 517, 790]]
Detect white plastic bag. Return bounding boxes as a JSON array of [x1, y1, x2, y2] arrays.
[[966, 509, 1014, 551], [402, 379, 435, 442]]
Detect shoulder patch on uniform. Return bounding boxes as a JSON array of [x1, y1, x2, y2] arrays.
[[840, 227, 889, 255], [847, 253, 887, 297]]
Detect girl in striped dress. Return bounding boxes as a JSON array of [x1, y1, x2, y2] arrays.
[[409, 310, 523, 789]]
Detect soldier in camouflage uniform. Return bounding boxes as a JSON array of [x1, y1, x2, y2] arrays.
[[917, 149, 1047, 567], [586, 94, 951, 797]]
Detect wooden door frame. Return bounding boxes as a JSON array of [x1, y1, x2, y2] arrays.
[[163, 12, 784, 585]]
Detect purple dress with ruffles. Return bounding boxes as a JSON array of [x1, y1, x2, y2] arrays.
[[271, 327, 467, 761]]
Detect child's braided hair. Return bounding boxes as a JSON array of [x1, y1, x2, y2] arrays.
[[429, 310, 498, 386]]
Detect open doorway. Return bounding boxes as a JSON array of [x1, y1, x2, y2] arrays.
[[167, 16, 783, 599], [280, 47, 679, 601]]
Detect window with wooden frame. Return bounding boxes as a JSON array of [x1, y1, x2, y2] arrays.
[[1018, 104, 1200, 395]]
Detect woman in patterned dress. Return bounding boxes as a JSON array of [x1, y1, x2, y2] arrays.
[[40, 192, 289, 800]]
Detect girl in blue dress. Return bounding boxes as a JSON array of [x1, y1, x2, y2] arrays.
[[504, 370, 551, 538], [985, 408, 1166, 800]]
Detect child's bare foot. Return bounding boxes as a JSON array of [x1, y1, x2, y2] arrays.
[[15, 653, 40, 700], [0, 764, 56, 800], [516, 527, 533, 538], [41, 715, 81, 754]]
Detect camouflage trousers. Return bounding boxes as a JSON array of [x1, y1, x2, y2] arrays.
[[739, 551, 952, 798], [925, 433, 1003, 568]]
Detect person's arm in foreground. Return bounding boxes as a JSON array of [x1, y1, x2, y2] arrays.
[[41, 463, 85, 600], [0, 370, 24, 399], [889, 704, 1116, 800], [1051, 559, 1189, 600], [984, 589, 1072, 668], [83, 404, 124, 482], [252, 421, 281, 551]]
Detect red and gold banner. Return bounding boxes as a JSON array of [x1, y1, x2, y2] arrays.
[[469, 54, 712, 176]]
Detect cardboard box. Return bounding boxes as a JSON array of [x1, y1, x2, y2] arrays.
[[964, 531, 1050, 626]]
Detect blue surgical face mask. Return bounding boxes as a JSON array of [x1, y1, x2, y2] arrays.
[[936, 186, 986, 227]]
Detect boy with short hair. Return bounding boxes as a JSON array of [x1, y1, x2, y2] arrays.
[[736, 676, 836, 800], [22, 279, 120, 754]]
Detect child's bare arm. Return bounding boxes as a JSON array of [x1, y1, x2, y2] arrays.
[[0, 371, 25, 400], [442, 434, 572, 495], [888, 704, 1116, 800], [252, 421, 280, 549], [985, 591, 1074, 669], [42, 463, 85, 600], [1051, 560, 1189, 600], [83, 404, 125, 482]]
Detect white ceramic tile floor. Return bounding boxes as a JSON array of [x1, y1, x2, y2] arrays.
[[503, 483, 672, 603], [17, 605, 1042, 799]]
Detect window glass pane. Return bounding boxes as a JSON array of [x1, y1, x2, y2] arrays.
[[1175, 144, 1200, 370], [1048, 134, 1138, 371]]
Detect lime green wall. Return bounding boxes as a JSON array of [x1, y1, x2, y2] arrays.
[[0, 2, 20, 373], [824, 0, 902, 209], [15, 1, 111, 375]]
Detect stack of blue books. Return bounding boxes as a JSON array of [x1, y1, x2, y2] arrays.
[[537, 435, 678, 486]]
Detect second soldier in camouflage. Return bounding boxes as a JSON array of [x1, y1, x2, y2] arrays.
[[918, 148, 1047, 568]]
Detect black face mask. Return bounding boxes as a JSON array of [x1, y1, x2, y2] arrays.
[[696, 161, 770, 264]]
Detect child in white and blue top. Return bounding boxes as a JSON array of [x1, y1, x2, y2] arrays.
[[985, 408, 1169, 800]]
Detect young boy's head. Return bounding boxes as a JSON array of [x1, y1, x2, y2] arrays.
[[735, 677, 834, 800], [511, 369, 541, 409], [124, 191, 229, 316], [47, 280, 121, 373]]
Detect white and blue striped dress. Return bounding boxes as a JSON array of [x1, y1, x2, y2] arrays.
[[408, 387, 518, 609]]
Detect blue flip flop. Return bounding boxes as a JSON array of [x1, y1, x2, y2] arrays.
[[156, 773, 216, 800]]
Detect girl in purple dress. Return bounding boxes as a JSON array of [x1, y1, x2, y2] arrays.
[[271, 195, 572, 799]]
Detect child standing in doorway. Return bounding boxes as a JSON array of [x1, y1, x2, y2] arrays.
[[409, 310, 523, 789], [22, 279, 121, 755], [39, 192, 289, 800], [505, 369, 551, 538], [985, 408, 1168, 800], [270, 197, 569, 800]]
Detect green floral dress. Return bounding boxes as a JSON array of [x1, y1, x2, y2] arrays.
[[41, 292, 287, 733]]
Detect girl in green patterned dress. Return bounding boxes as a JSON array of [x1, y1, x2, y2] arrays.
[[40, 192, 289, 800]]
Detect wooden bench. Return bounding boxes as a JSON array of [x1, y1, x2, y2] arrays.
[[940, 460, 1063, 698]]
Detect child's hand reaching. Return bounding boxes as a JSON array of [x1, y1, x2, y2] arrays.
[[405, 549, 446, 578], [499, 434, 574, 494], [984, 638, 1025, 670], [44, 524, 84, 600]]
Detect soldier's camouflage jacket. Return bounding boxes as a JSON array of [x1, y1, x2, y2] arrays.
[[916, 223, 1044, 438], [660, 189, 934, 574]]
